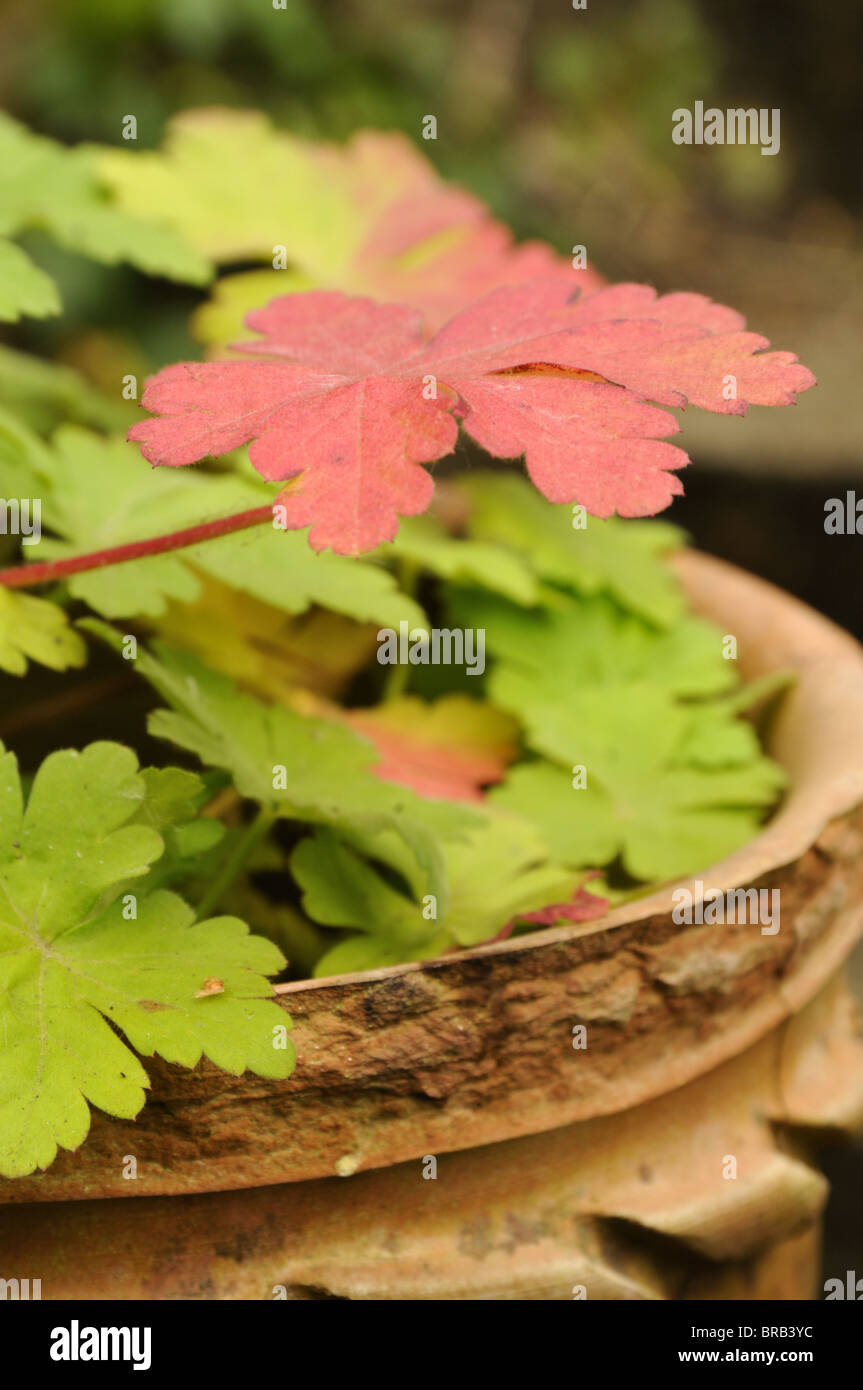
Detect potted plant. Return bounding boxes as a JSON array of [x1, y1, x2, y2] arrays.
[[1, 109, 862, 1301]]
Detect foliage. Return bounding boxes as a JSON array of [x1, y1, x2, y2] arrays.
[[0, 112, 209, 322], [129, 281, 813, 555], [0, 109, 809, 1179], [0, 743, 291, 1179]]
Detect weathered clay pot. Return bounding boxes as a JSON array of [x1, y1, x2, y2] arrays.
[[3, 550, 863, 1300]]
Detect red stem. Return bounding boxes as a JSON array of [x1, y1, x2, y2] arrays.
[[0, 506, 274, 590]]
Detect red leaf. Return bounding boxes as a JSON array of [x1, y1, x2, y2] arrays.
[[344, 695, 519, 802], [356, 214, 600, 331], [474, 879, 610, 950], [318, 129, 603, 327], [130, 279, 815, 554], [516, 884, 609, 927]]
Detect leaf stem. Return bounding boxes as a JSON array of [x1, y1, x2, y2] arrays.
[[196, 806, 276, 920], [0, 506, 275, 590]]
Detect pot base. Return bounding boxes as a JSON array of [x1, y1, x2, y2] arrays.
[[2, 972, 858, 1300]]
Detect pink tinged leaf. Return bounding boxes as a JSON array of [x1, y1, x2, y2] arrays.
[[453, 376, 689, 517], [268, 377, 457, 554], [517, 885, 609, 927], [236, 291, 427, 373], [128, 279, 814, 554], [478, 882, 610, 949], [360, 186, 487, 262], [360, 223, 602, 332], [418, 278, 586, 375], [550, 322, 817, 414], [563, 283, 746, 333], [422, 279, 815, 414], [345, 716, 508, 802], [130, 361, 334, 465]]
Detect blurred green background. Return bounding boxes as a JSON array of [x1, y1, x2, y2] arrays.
[[1, 0, 861, 1288], [2, 0, 860, 482]]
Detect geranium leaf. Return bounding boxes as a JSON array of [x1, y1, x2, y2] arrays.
[[0, 238, 61, 322], [457, 471, 686, 626], [155, 578, 395, 704], [98, 109, 356, 272], [344, 695, 520, 802], [99, 109, 596, 342], [0, 741, 291, 1179], [130, 281, 812, 554], [82, 623, 478, 904], [381, 512, 538, 605], [0, 588, 87, 678], [28, 428, 425, 628], [295, 812, 578, 975], [515, 882, 609, 928], [490, 687, 786, 881], [128, 766, 225, 889], [448, 588, 735, 705], [0, 114, 210, 316]]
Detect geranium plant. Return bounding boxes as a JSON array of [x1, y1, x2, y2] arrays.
[[0, 110, 813, 1180]]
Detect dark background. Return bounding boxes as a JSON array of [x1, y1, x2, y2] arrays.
[[0, 0, 860, 1292]]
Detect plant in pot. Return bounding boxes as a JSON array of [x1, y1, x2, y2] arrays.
[[1, 109, 862, 1302]]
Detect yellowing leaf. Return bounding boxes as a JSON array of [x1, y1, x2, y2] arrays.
[[0, 587, 87, 677], [0, 113, 211, 320], [157, 574, 383, 702], [98, 109, 589, 349], [99, 108, 353, 270]]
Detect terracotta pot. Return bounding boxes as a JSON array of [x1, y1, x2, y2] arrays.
[[3, 550, 863, 1300]]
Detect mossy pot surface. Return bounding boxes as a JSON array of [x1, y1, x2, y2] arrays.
[[4, 549, 863, 1211]]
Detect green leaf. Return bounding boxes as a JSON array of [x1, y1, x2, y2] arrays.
[[29, 428, 258, 619], [0, 403, 51, 497], [0, 741, 292, 1178], [0, 239, 61, 322], [128, 767, 224, 888], [381, 513, 538, 606], [97, 108, 351, 272], [0, 345, 131, 434], [448, 588, 735, 708], [459, 472, 686, 626], [0, 588, 87, 678], [0, 113, 211, 307], [490, 687, 786, 881], [82, 625, 477, 904], [30, 428, 425, 629], [200, 525, 426, 631], [296, 812, 578, 976]]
